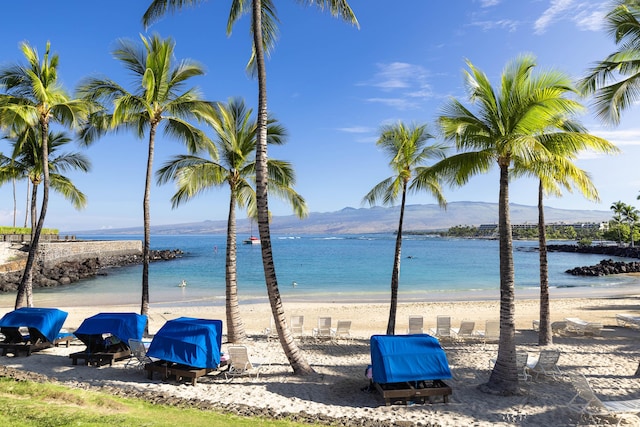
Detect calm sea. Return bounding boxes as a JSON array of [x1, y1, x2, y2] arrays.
[[0, 234, 637, 309]]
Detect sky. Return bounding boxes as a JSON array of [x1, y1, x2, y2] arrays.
[[0, 0, 638, 232]]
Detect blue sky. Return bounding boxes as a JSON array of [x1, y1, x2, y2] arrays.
[[0, 0, 637, 232]]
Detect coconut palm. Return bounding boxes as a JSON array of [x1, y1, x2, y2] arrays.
[[611, 200, 626, 245], [580, 0, 640, 124], [77, 34, 214, 324], [0, 130, 90, 237], [622, 203, 639, 247], [156, 97, 307, 343], [435, 54, 588, 395], [0, 42, 91, 309], [362, 121, 447, 335], [143, 0, 358, 375], [512, 118, 619, 346]]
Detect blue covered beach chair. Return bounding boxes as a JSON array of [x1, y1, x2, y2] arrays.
[[369, 334, 453, 405], [145, 317, 223, 385], [70, 312, 147, 366], [0, 307, 72, 356]]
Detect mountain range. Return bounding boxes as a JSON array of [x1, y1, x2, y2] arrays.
[[70, 201, 613, 235]]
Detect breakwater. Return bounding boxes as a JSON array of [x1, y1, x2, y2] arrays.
[[0, 240, 182, 292], [547, 244, 640, 276]]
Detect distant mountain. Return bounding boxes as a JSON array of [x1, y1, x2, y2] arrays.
[[69, 201, 612, 235]]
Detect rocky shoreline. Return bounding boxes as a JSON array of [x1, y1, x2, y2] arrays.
[[0, 249, 183, 293], [547, 244, 640, 276]]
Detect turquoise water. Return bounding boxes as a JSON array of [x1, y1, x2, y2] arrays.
[[0, 234, 637, 308]]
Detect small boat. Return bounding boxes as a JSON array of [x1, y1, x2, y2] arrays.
[[178, 279, 187, 287], [243, 236, 261, 245]]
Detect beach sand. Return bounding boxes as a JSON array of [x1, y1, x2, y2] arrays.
[[2, 293, 640, 426]]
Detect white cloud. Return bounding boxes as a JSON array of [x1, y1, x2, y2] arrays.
[[359, 62, 433, 110], [591, 128, 640, 146], [574, 9, 607, 31], [470, 19, 520, 32], [337, 126, 374, 134], [534, 0, 575, 34], [480, 0, 501, 7], [535, 0, 607, 34]]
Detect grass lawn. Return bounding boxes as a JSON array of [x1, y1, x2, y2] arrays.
[[0, 377, 315, 427]]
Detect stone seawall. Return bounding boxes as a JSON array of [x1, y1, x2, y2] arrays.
[[37, 240, 142, 268]]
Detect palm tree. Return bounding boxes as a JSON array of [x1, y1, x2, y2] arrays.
[[143, 0, 358, 375], [580, 0, 640, 124], [513, 118, 619, 346], [622, 203, 639, 247], [435, 54, 587, 395], [77, 34, 214, 325], [0, 130, 90, 237], [0, 42, 91, 309], [362, 121, 447, 335], [156, 97, 307, 343], [611, 200, 626, 245]]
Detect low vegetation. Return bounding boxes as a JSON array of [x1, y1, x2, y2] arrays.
[[0, 377, 311, 427], [0, 227, 58, 235]]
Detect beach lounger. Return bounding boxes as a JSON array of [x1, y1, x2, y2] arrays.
[[616, 314, 640, 329], [451, 320, 475, 341], [407, 315, 424, 334], [332, 320, 352, 342], [225, 345, 268, 380], [313, 316, 332, 340], [525, 349, 561, 380], [490, 351, 530, 381], [125, 338, 157, 369], [263, 317, 277, 340], [291, 315, 304, 339], [476, 320, 500, 345], [0, 307, 70, 356], [565, 317, 603, 336], [429, 316, 453, 341], [567, 373, 640, 426]]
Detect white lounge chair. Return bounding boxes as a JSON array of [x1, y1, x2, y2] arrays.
[[407, 315, 423, 334], [125, 338, 157, 369], [291, 315, 304, 339], [489, 351, 530, 381], [567, 373, 640, 426], [225, 345, 267, 380], [525, 349, 561, 380], [332, 320, 352, 342], [616, 313, 640, 329], [565, 317, 603, 336], [263, 317, 277, 340], [477, 320, 500, 345], [451, 320, 475, 340], [313, 316, 332, 340], [429, 315, 453, 341]]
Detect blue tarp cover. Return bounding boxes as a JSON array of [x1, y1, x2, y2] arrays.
[[147, 317, 222, 369], [0, 307, 68, 343], [74, 312, 146, 346], [370, 334, 452, 384]]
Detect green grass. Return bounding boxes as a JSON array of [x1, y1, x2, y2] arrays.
[[0, 227, 58, 235], [0, 378, 315, 427]]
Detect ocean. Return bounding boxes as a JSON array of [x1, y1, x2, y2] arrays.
[[0, 234, 637, 309]]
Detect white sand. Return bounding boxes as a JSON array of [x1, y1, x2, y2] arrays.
[[3, 295, 640, 426]]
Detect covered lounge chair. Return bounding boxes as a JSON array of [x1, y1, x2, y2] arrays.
[[369, 334, 452, 405], [145, 317, 223, 385], [0, 307, 72, 356], [70, 312, 146, 366]]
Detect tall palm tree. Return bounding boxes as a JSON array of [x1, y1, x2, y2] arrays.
[[0, 130, 90, 237], [143, 0, 358, 375], [611, 200, 626, 245], [622, 203, 639, 247], [0, 42, 91, 309], [580, 0, 640, 124], [77, 34, 214, 324], [435, 54, 586, 395], [513, 118, 619, 346], [156, 97, 307, 343], [362, 122, 447, 335]]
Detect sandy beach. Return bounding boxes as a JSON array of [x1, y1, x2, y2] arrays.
[[2, 293, 640, 426]]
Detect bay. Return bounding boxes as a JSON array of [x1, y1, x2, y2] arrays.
[[1, 234, 636, 308]]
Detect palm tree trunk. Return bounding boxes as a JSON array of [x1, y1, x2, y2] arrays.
[[12, 177, 16, 228], [226, 191, 246, 342], [537, 181, 552, 346], [24, 180, 29, 228], [30, 183, 38, 242], [16, 121, 51, 309], [481, 162, 518, 395], [386, 184, 407, 335], [141, 122, 156, 333], [252, 0, 312, 375]]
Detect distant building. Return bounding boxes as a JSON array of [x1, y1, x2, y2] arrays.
[[477, 222, 608, 237]]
